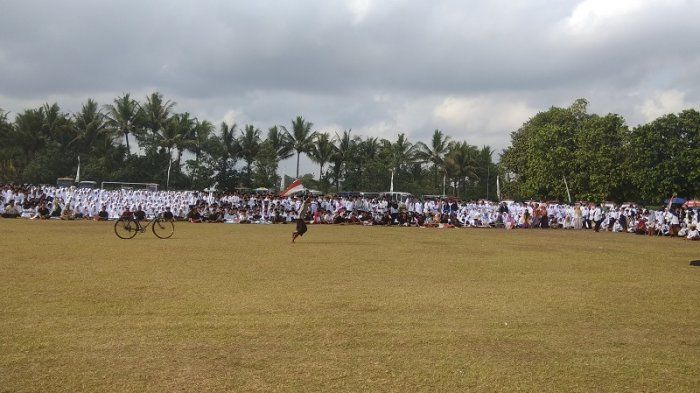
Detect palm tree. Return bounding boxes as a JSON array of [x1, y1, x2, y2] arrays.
[[239, 124, 261, 184], [445, 141, 479, 197], [70, 99, 110, 156], [160, 112, 194, 169], [309, 132, 336, 182], [13, 108, 47, 161], [390, 133, 417, 173], [330, 130, 359, 191], [477, 145, 494, 199], [104, 93, 139, 154], [189, 119, 215, 163], [282, 116, 316, 178], [415, 129, 450, 192], [267, 125, 293, 161], [0, 109, 19, 181], [39, 103, 74, 152], [139, 92, 176, 151], [213, 121, 240, 190], [176, 113, 197, 168], [358, 136, 381, 161]]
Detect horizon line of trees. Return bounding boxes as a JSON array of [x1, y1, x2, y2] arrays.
[[0, 94, 697, 204], [0, 92, 496, 200]]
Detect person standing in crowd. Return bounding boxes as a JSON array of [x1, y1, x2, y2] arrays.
[[573, 203, 583, 229], [593, 204, 603, 232]]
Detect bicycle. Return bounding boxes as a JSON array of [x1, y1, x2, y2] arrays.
[[114, 214, 175, 239]]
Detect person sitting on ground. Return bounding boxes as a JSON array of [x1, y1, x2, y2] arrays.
[[96, 205, 109, 221], [60, 204, 75, 220], [121, 206, 135, 220], [187, 205, 202, 223], [2, 200, 20, 218], [49, 200, 62, 218], [34, 202, 51, 220], [134, 205, 146, 222], [162, 206, 174, 221], [686, 224, 700, 241]]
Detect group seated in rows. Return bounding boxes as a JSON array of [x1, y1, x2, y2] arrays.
[[2, 184, 699, 240]]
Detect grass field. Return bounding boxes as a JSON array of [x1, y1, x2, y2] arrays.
[[1, 220, 699, 392]]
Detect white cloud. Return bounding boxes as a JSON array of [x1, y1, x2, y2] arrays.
[[432, 96, 536, 148], [1, 0, 699, 154], [564, 0, 682, 34], [345, 0, 374, 24], [638, 89, 691, 121], [222, 109, 243, 128]]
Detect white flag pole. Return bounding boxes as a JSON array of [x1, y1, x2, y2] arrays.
[[166, 159, 173, 191], [563, 176, 572, 204], [75, 155, 81, 183], [496, 176, 501, 201], [390, 169, 395, 193], [442, 171, 446, 196]]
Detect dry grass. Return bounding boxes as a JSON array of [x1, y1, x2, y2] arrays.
[[1, 219, 699, 392]]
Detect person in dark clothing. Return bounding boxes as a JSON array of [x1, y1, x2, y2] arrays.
[[96, 205, 109, 221], [292, 196, 311, 243], [162, 207, 174, 221], [134, 205, 146, 221]]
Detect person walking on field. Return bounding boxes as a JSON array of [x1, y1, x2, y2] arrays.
[[292, 195, 312, 243]]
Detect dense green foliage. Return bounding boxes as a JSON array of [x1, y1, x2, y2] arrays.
[[500, 99, 699, 204], [1, 94, 697, 202], [0, 92, 496, 199]]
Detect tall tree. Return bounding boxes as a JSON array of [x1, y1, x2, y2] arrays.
[[239, 124, 261, 185], [309, 132, 336, 182], [499, 98, 635, 202], [330, 130, 359, 191], [627, 109, 700, 203], [104, 93, 139, 154], [212, 121, 240, 191], [445, 141, 479, 198], [388, 133, 417, 188], [40, 103, 75, 153], [267, 125, 293, 161], [252, 140, 280, 188], [500, 99, 589, 201], [0, 109, 20, 182], [189, 119, 215, 164], [138, 92, 176, 151], [415, 129, 450, 193], [12, 108, 46, 163], [173, 112, 196, 168], [282, 116, 316, 178], [70, 99, 108, 155], [160, 112, 193, 169]]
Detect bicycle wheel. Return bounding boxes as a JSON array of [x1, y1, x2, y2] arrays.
[[114, 218, 138, 239], [152, 218, 174, 239]]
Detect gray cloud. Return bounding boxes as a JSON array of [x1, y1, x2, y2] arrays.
[[2, 0, 699, 176]]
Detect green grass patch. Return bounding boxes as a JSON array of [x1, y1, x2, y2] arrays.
[[1, 220, 699, 392]]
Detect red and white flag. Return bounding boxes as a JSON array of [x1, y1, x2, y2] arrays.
[[281, 178, 305, 197]]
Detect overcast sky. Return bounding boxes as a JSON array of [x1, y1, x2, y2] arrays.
[[1, 0, 699, 176]]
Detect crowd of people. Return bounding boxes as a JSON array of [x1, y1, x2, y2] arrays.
[[2, 184, 699, 240]]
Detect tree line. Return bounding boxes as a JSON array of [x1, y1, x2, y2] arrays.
[[500, 99, 699, 204], [0, 92, 496, 200], [0, 94, 697, 204]]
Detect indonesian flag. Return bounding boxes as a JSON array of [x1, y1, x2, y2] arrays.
[[281, 178, 305, 197]]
